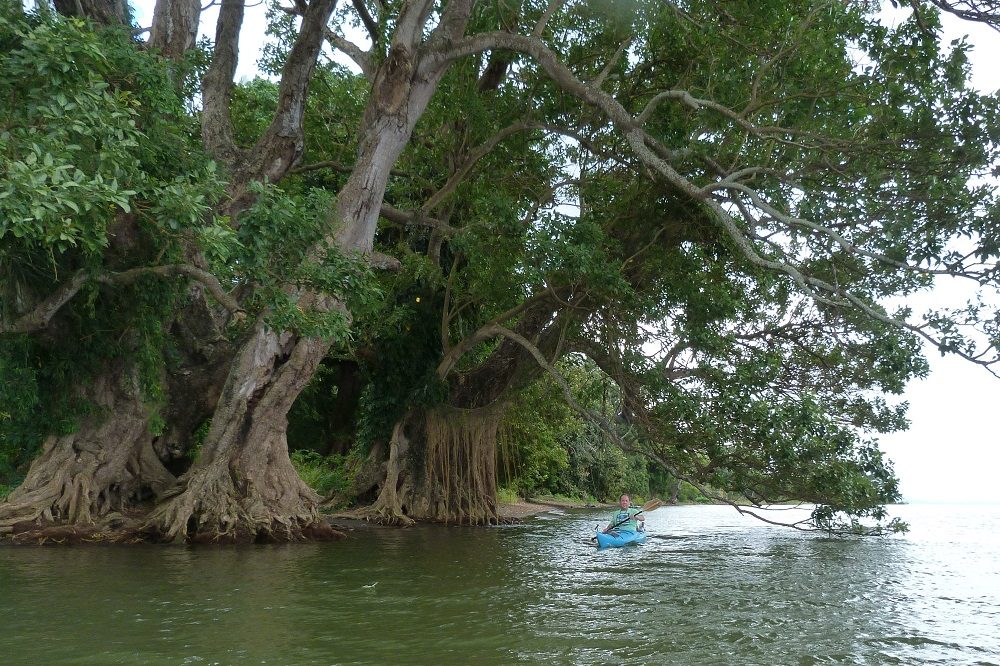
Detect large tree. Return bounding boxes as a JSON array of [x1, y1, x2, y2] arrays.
[[1, 0, 998, 542]]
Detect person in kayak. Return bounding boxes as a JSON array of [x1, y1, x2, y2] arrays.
[[603, 493, 645, 533]]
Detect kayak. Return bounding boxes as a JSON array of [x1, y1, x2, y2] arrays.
[[595, 528, 647, 548]]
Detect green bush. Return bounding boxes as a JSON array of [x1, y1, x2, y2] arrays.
[[496, 485, 520, 505], [290, 450, 353, 496]]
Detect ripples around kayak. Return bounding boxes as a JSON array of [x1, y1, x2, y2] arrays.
[[1, 503, 998, 664]]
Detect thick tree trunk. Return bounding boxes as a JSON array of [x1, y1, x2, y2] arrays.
[[410, 406, 502, 524], [143, 312, 343, 543], [0, 362, 174, 543], [53, 0, 130, 24]]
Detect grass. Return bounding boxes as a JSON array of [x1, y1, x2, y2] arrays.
[[290, 450, 351, 496]]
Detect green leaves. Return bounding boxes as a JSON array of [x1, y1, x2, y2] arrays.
[[0, 12, 214, 262], [225, 182, 379, 339], [0, 10, 219, 482], [1, 148, 136, 253]]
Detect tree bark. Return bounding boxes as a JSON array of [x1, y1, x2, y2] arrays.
[[354, 418, 416, 525], [360, 405, 503, 525], [0, 362, 174, 543], [142, 310, 344, 543], [150, 0, 201, 62], [53, 0, 129, 24]]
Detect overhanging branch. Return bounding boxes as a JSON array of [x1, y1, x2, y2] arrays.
[[489, 324, 833, 532], [432, 31, 1000, 373]]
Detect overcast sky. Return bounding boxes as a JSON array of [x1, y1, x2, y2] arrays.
[[129, 2, 1000, 504]]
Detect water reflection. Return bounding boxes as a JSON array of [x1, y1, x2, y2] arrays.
[[1, 504, 998, 665]]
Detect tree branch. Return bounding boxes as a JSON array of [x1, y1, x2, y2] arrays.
[[350, 0, 380, 44], [432, 0, 474, 42], [532, 0, 563, 38], [200, 0, 246, 166], [421, 119, 535, 213], [324, 27, 375, 79], [379, 203, 457, 234], [496, 328, 860, 533], [436, 290, 561, 378], [1, 270, 89, 334], [244, 0, 339, 185], [96, 264, 243, 315], [392, 0, 435, 49], [923, 0, 1000, 32], [434, 30, 1000, 373], [592, 37, 631, 89], [1, 265, 244, 335]]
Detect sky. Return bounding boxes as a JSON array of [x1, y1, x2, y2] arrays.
[[127, 2, 1000, 504]]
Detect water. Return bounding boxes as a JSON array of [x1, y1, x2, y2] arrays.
[[1, 504, 998, 665]]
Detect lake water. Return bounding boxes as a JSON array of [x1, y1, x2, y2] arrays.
[[1, 503, 998, 665]]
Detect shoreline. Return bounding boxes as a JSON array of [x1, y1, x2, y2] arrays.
[[326, 499, 609, 530], [496, 498, 609, 520]]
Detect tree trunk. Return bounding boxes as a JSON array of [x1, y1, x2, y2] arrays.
[[142, 312, 343, 543], [150, 0, 201, 62], [52, 0, 130, 24], [353, 418, 417, 525], [0, 362, 174, 543], [140, 9, 471, 540], [414, 406, 502, 524], [360, 405, 503, 525]]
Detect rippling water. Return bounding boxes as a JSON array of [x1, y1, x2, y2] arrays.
[[1, 503, 998, 665]]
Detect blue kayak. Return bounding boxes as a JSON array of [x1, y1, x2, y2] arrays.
[[595, 528, 646, 548]]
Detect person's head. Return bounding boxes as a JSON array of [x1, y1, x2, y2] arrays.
[[619, 494, 630, 509]]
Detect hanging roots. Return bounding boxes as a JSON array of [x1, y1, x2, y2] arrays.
[[423, 404, 503, 525]]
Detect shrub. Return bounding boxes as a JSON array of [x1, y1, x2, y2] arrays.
[[290, 450, 353, 496]]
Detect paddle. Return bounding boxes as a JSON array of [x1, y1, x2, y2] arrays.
[[591, 498, 663, 541]]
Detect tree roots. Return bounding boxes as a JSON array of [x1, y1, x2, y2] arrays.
[[141, 462, 343, 544]]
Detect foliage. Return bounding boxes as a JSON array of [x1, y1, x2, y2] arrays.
[[290, 450, 355, 497], [500, 360, 656, 502], [0, 7, 219, 483], [499, 378, 577, 497], [219, 182, 379, 339], [496, 484, 520, 505], [351, 254, 451, 450], [674, 482, 713, 505]]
